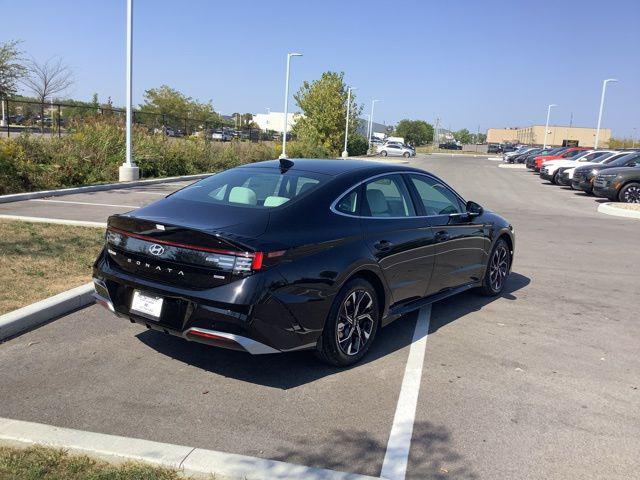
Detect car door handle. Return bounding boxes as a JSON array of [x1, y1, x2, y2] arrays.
[[374, 240, 393, 251], [434, 230, 450, 243]]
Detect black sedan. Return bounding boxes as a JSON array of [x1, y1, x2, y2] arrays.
[[93, 159, 515, 366]]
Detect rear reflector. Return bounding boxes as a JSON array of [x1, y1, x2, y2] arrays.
[[186, 329, 245, 351]]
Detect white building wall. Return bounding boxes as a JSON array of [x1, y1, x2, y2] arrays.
[[252, 112, 301, 132]]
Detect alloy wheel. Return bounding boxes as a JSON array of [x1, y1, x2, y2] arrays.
[[489, 245, 509, 292], [336, 290, 375, 356], [622, 186, 640, 203]]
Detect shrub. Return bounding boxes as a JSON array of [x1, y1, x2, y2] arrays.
[[0, 117, 274, 194], [347, 134, 368, 156]]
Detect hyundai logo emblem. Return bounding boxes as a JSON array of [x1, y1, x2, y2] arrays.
[[148, 244, 165, 256]]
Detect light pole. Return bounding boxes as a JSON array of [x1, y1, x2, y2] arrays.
[[279, 52, 302, 159], [1, 97, 6, 127], [542, 104, 557, 149], [594, 78, 618, 149], [342, 87, 355, 158], [119, 0, 139, 181], [367, 99, 379, 150]]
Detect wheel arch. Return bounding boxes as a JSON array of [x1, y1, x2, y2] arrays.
[[342, 268, 388, 319]]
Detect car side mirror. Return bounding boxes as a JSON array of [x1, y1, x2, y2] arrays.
[[466, 200, 483, 216]]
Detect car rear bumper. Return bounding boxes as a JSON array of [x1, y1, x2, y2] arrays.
[[92, 250, 321, 354]]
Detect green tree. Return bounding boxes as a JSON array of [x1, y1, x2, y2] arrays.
[[453, 128, 472, 144], [394, 119, 434, 146], [0, 40, 26, 98], [292, 71, 362, 156], [140, 85, 220, 126]]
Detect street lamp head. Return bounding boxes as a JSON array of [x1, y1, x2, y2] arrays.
[[288, 52, 303, 57], [549, 104, 558, 108], [604, 78, 619, 84]]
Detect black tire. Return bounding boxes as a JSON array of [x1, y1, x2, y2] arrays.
[[381, 150, 388, 157], [618, 182, 640, 203], [316, 278, 380, 367], [403, 152, 410, 158], [551, 172, 559, 185], [478, 238, 511, 296]]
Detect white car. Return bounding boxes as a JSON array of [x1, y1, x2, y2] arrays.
[[539, 150, 618, 184], [377, 143, 415, 158]]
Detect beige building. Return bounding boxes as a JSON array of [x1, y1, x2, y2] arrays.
[[487, 125, 611, 148]]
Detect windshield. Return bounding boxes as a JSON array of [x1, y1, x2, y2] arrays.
[[608, 152, 640, 167], [171, 167, 330, 209], [562, 149, 586, 158]]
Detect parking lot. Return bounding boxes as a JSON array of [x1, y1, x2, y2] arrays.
[[1, 154, 639, 479]]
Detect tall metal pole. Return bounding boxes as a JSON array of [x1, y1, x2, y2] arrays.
[[279, 52, 302, 160], [0, 97, 6, 127], [594, 78, 618, 149], [367, 99, 379, 150], [543, 104, 557, 149], [342, 87, 354, 158], [119, 0, 139, 181]]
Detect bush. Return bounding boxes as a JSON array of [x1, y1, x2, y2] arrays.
[[347, 134, 368, 156], [0, 118, 275, 195], [273, 140, 332, 159]]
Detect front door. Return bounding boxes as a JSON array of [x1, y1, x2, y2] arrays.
[[405, 174, 486, 295], [360, 174, 436, 304]]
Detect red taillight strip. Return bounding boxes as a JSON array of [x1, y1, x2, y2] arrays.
[[107, 226, 253, 257]]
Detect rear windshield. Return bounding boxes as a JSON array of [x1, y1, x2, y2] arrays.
[[171, 167, 330, 209]]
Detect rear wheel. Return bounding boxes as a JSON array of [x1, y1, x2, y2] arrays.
[[381, 150, 388, 157], [403, 152, 410, 158], [618, 183, 640, 203], [316, 278, 379, 366], [478, 238, 511, 296]]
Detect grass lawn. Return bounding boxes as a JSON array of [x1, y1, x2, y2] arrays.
[[0, 445, 184, 480], [0, 220, 105, 315]]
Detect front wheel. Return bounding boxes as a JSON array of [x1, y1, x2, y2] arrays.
[[618, 182, 640, 203], [478, 238, 511, 296], [316, 278, 380, 366], [403, 152, 410, 158], [381, 150, 388, 157]]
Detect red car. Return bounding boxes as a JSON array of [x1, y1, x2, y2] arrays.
[[534, 147, 589, 171]]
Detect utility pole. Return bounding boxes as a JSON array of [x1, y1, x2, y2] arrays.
[[119, 0, 139, 181]]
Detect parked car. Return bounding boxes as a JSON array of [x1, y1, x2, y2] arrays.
[[504, 146, 535, 163], [534, 147, 589, 172], [573, 151, 640, 194], [525, 147, 566, 169], [539, 150, 616, 184], [593, 166, 640, 203], [93, 159, 514, 366], [439, 142, 462, 150], [378, 143, 416, 157], [212, 130, 232, 141], [554, 151, 620, 186], [511, 147, 542, 164], [487, 144, 503, 154]]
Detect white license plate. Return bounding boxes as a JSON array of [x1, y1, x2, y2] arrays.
[[130, 290, 163, 319]]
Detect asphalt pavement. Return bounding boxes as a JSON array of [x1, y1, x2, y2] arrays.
[[1, 154, 638, 479]]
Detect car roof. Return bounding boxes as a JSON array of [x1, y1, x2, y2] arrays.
[[238, 158, 423, 176]]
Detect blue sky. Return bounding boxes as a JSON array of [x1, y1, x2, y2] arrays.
[[4, 0, 639, 136]]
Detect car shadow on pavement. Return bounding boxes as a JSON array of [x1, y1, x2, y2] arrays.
[[137, 272, 530, 389], [264, 421, 478, 479], [429, 272, 530, 334]]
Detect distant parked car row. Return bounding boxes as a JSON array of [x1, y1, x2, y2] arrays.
[[511, 144, 640, 203], [439, 142, 462, 150]]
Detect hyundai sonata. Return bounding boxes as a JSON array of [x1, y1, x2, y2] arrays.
[[93, 159, 514, 366]]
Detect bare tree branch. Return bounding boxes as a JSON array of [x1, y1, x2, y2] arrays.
[[21, 57, 73, 102]]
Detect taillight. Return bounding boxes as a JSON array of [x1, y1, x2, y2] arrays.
[[251, 252, 264, 271]]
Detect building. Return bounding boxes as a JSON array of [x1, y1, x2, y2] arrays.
[[487, 125, 611, 148], [252, 111, 301, 133]]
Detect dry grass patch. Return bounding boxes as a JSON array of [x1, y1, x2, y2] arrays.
[[0, 220, 104, 315], [0, 445, 185, 480]]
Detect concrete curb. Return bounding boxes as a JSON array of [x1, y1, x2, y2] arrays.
[[597, 202, 640, 219], [0, 417, 378, 480], [0, 173, 212, 205], [0, 214, 106, 228], [498, 163, 526, 169], [0, 283, 94, 341]]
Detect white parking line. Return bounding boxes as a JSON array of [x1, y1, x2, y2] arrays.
[[380, 305, 431, 480], [29, 199, 139, 208]]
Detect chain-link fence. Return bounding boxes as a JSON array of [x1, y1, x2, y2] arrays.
[[1, 98, 274, 142]]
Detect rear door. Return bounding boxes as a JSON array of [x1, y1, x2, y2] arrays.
[[405, 173, 487, 295], [360, 174, 436, 304]]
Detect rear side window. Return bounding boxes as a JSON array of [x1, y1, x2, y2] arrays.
[[335, 190, 359, 215], [363, 175, 416, 217], [172, 168, 328, 209]]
